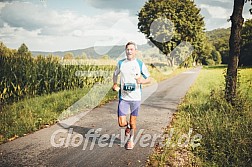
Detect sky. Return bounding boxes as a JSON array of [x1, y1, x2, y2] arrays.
[[0, 0, 251, 52]]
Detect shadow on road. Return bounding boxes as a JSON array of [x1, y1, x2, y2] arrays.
[[57, 123, 122, 145]]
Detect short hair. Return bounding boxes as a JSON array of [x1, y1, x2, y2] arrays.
[[125, 41, 137, 50]]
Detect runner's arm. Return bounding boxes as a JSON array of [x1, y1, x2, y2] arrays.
[[136, 62, 151, 84], [136, 77, 151, 84], [112, 65, 120, 90]]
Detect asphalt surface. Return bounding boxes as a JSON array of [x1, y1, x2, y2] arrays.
[[0, 67, 201, 167]]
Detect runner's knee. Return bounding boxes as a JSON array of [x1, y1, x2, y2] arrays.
[[118, 117, 127, 127], [119, 121, 127, 127]]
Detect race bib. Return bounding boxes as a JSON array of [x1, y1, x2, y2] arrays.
[[123, 83, 136, 91]]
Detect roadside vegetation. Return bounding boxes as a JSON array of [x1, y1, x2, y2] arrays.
[[0, 41, 187, 144], [0, 87, 118, 144], [148, 66, 252, 166]]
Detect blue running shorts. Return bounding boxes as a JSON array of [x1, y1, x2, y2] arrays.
[[118, 99, 141, 116]]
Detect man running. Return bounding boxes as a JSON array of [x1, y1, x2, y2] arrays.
[[112, 41, 151, 150]]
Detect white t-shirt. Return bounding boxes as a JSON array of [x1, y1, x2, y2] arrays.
[[113, 58, 150, 101]]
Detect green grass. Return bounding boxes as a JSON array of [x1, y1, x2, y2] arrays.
[[148, 66, 252, 167], [148, 65, 189, 82], [0, 87, 118, 144]]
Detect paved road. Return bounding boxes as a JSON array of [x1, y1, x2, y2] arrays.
[[0, 67, 201, 167]]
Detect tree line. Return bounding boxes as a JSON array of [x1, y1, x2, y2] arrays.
[[138, 0, 252, 67], [138, 0, 252, 104], [206, 19, 252, 66]]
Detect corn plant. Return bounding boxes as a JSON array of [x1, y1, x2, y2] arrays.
[[0, 43, 115, 105]]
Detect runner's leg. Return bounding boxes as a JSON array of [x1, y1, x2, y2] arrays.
[[129, 115, 137, 138], [126, 101, 140, 150], [118, 99, 131, 136], [129, 101, 140, 141]]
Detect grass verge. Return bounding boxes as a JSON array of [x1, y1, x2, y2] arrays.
[[0, 87, 117, 144], [148, 66, 252, 166]]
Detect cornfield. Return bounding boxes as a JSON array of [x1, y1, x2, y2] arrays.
[[0, 43, 115, 105]]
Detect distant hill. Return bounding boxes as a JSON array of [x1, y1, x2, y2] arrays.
[[206, 28, 230, 44], [32, 44, 152, 59], [32, 46, 122, 59]]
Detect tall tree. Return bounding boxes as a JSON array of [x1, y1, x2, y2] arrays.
[[16, 43, 32, 58], [138, 0, 206, 66], [225, 0, 252, 103]]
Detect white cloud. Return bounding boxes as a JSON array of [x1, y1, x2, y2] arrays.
[[0, 2, 6, 27], [0, 23, 42, 49], [0, 1, 146, 51], [85, 17, 147, 55], [1, 2, 94, 35], [194, 0, 233, 12], [198, 2, 252, 30], [84, 0, 146, 15], [199, 4, 230, 19], [0, 2, 6, 9]]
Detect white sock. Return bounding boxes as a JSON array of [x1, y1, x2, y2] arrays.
[[130, 129, 134, 141], [127, 122, 131, 129], [129, 135, 134, 141]]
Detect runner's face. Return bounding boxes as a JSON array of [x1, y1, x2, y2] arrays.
[[125, 44, 136, 60]]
